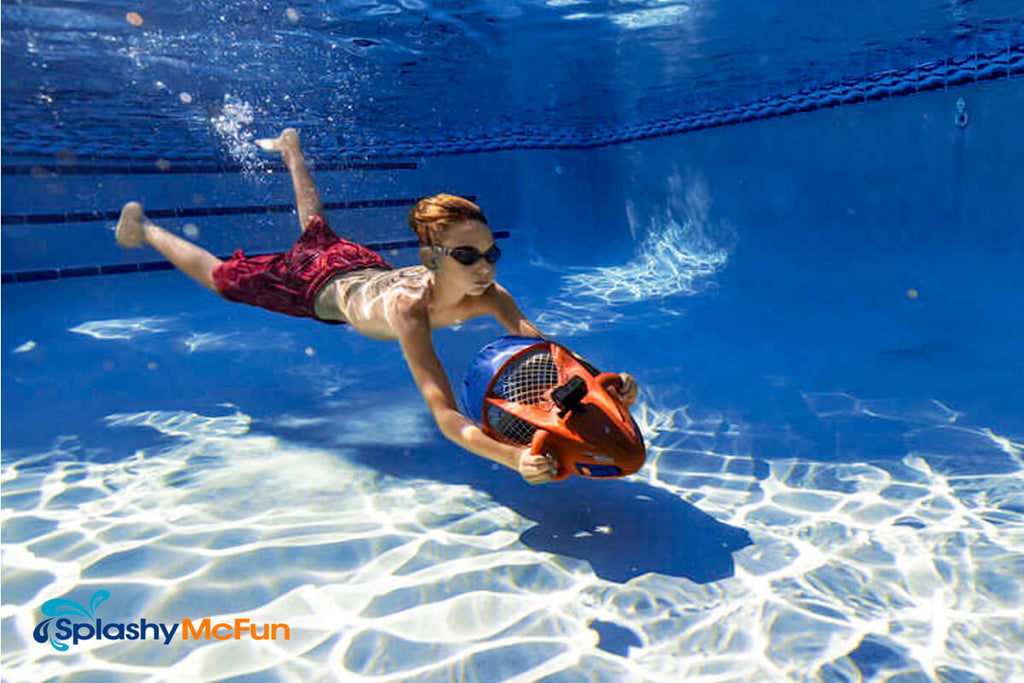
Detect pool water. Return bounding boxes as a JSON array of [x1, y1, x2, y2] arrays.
[[3, 2, 1024, 681]]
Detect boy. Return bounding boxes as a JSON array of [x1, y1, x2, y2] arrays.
[[116, 129, 637, 484]]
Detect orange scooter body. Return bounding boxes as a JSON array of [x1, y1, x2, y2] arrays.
[[470, 338, 646, 480]]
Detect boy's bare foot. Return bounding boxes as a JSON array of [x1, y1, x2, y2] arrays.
[[116, 201, 146, 248], [255, 128, 301, 159]]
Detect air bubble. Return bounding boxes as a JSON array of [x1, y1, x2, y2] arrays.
[[210, 95, 263, 173], [179, 92, 193, 104], [183, 223, 200, 239]]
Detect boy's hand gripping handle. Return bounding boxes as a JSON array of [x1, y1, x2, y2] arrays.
[[531, 429, 569, 481]]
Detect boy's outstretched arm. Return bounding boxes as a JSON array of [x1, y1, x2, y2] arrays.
[[484, 283, 639, 407], [393, 295, 556, 484]]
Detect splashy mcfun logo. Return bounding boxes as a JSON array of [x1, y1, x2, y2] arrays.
[[33, 590, 177, 651], [34, 590, 290, 650]]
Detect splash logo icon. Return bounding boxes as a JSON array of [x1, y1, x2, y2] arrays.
[[34, 589, 109, 651], [32, 590, 178, 650]]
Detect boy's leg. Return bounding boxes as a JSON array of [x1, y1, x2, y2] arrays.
[[256, 128, 323, 234], [116, 202, 222, 294]]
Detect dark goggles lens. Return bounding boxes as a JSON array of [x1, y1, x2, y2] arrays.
[[448, 244, 501, 265]]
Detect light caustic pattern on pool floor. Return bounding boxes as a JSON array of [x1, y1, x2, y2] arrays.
[[632, 395, 1024, 681], [2, 393, 1022, 681]]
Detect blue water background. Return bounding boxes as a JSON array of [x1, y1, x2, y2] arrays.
[[3, 2, 1024, 680]]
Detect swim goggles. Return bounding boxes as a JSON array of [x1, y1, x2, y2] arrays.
[[432, 243, 502, 266]]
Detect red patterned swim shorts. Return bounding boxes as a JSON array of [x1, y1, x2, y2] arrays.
[[212, 215, 391, 324]]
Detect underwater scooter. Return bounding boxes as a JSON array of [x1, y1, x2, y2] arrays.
[[461, 336, 646, 480]]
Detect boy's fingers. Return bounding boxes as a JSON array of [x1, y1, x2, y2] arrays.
[[526, 460, 554, 484], [520, 453, 556, 484]]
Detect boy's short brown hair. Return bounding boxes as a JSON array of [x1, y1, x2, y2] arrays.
[[408, 194, 487, 245]]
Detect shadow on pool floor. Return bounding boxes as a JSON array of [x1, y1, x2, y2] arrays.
[[349, 440, 753, 585]]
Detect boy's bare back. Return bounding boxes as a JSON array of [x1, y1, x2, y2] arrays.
[[315, 265, 489, 340]]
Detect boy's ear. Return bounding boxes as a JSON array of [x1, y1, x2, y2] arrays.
[[419, 246, 438, 270]]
